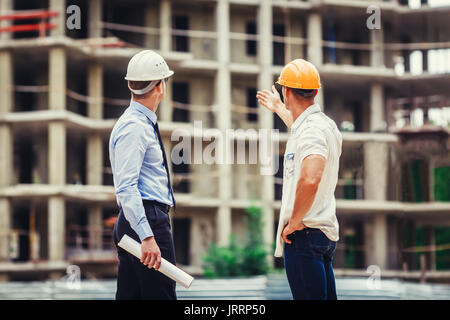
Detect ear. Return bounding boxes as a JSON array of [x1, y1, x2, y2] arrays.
[[156, 80, 164, 93], [314, 89, 318, 97], [283, 86, 288, 98]]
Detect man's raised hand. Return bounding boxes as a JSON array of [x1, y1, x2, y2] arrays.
[[256, 85, 283, 113], [256, 85, 293, 128]]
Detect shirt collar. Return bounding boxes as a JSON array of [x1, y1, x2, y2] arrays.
[[291, 103, 321, 133], [130, 100, 157, 124]]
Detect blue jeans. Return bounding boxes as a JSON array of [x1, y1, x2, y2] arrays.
[[284, 228, 337, 300]]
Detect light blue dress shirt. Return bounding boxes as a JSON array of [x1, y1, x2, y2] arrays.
[[109, 100, 174, 241]]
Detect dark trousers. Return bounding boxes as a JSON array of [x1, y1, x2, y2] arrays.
[[284, 228, 337, 300], [113, 201, 177, 300]]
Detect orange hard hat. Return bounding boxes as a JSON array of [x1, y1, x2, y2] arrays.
[[276, 59, 321, 89]]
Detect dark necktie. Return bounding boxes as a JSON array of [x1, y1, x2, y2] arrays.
[[153, 122, 176, 211]]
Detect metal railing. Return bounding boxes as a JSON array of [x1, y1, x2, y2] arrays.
[[66, 224, 116, 261]]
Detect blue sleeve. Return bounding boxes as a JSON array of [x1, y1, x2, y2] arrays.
[[112, 121, 153, 241]]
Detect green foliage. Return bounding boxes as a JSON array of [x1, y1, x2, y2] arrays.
[[434, 166, 450, 201], [202, 205, 269, 278], [344, 234, 356, 268], [435, 227, 450, 270], [343, 178, 356, 200], [432, 167, 450, 270], [404, 226, 450, 271], [202, 235, 244, 278], [242, 205, 269, 275]]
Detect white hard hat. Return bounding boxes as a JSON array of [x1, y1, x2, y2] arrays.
[[125, 50, 174, 94]]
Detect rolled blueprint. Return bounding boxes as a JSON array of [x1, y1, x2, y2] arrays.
[[118, 234, 194, 289]]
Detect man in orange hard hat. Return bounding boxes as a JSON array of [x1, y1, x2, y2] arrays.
[[257, 59, 342, 300]]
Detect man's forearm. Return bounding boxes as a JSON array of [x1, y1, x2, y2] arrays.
[[289, 179, 319, 229], [276, 106, 293, 129]]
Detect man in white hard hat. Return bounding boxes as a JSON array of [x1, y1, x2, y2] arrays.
[[110, 50, 177, 300]]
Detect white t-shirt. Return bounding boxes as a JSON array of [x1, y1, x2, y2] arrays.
[[274, 103, 342, 258]]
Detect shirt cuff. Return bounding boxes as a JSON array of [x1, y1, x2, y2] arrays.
[[299, 151, 328, 164], [134, 220, 154, 241]]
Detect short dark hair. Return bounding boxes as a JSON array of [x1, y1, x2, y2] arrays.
[[129, 80, 165, 99], [291, 88, 316, 98], [129, 80, 152, 99]]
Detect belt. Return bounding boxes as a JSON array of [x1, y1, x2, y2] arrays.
[[143, 200, 171, 213]]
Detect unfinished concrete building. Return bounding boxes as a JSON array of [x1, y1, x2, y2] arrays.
[[0, 0, 449, 281]]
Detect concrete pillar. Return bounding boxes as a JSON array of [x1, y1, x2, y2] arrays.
[[48, 119, 66, 262], [86, 138, 103, 184], [158, 1, 174, 121], [0, 127, 12, 264], [0, 51, 13, 183], [258, 1, 272, 85], [370, 28, 384, 67], [88, 205, 102, 250], [0, 48, 13, 264], [215, 0, 231, 246], [0, 52, 12, 112], [370, 83, 385, 132], [424, 227, 436, 270], [159, 0, 171, 53], [48, 47, 66, 184], [307, 12, 323, 67], [364, 217, 375, 266], [235, 165, 249, 199], [284, 9, 292, 63], [162, 137, 173, 177], [387, 217, 400, 269], [190, 217, 201, 267], [159, 77, 173, 122], [88, 0, 102, 38], [364, 142, 388, 201], [307, 11, 324, 110], [49, 48, 66, 111], [87, 62, 103, 110], [373, 213, 388, 269], [258, 0, 275, 263], [48, 123, 66, 185], [87, 62, 103, 185], [190, 79, 215, 198], [364, 141, 389, 269], [144, 3, 159, 49], [0, 199, 11, 263], [0, 0, 13, 41], [50, 0, 66, 37], [87, 62, 103, 250], [48, 45, 66, 261], [48, 197, 65, 261]]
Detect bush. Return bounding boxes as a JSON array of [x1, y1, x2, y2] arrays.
[[202, 205, 269, 278], [202, 235, 244, 278], [241, 205, 269, 275]]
